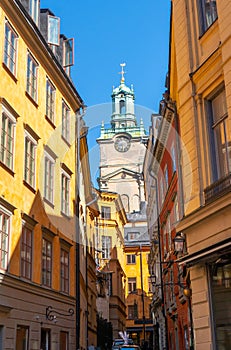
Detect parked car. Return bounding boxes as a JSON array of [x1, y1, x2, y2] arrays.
[[119, 345, 141, 350], [112, 339, 134, 350]]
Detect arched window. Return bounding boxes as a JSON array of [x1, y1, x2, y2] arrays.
[[132, 194, 139, 212], [121, 194, 129, 213], [120, 100, 126, 114]]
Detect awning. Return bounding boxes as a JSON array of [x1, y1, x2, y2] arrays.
[[126, 327, 154, 332], [177, 238, 231, 267]]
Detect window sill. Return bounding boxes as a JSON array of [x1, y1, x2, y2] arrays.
[[61, 211, 71, 220], [43, 197, 55, 209], [25, 91, 38, 108], [45, 115, 56, 129], [23, 180, 36, 193], [61, 135, 71, 147], [2, 62, 18, 83], [0, 160, 15, 176]]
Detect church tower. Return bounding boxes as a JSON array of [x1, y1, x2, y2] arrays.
[[97, 64, 148, 215]]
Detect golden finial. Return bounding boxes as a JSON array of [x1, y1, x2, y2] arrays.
[[119, 63, 126, 83]]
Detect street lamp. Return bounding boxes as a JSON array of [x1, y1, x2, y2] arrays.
[[173, 232, 185, 254]]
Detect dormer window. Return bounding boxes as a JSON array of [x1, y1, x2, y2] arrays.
[[29, 0, 39, 25], [63, 38, 74, 67], [47, 15, 60, 46]]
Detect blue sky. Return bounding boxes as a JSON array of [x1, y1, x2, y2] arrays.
[[40, 1, 171, 184]]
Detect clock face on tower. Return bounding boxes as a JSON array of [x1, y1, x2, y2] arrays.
[[114, 136, 131, 152]]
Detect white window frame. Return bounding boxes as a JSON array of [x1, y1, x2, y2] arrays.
[[207, 88, 230, 180], [0, 105, 16, 171], [61, 169, 70, 216], [164, 165, 168, 190], [44, 151, 55, 205], [46, 78, 56, 123], [126, 254, 136, 264], [102, 235, 111, 259], [21, 222, 33, 280], [29, 0, 40, 25], [62, 101, 70, 143], [60, 247, 69, 294], [0, 206, 11, 271], [171, 144, 176, 172], [24, 131, 37, 188], [128, 277, 137, 293], [4, 20, 18, 76], [26, 52, 38, 102]]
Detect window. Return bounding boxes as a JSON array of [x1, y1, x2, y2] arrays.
[[41, 329, 50, 350], [0, 326, 3, 350], [21, 226, 32, 280], [29, 0, 39, 25], [60, 331, 69, 350], [16, 326, 29, 350], [46, 79, 55, 123], [24, 133, 36, 188], [159, 177, 164, 206], [210, 261, 231, 350], [166, 216, 171, 252], [121, 194, 129, 213], [62, 101, 70, 142], [26, 53, 38, 102], [171, 144, 176, 172], [61, 171, 70, 216], [120, 100, 126, 114], [128, 302, 138, 319], [127, 232, 139, 241], [173, 195, 179, 224], [102, 235, 111, 259], [127, 254, 136, 264], [207, 88, 230, 180], [60, 248, 69, 293], [164, 165, 168, 189], [128, 277, 136, 293], [0, 107, 16, 170], [42, 238, 52, 287], [4, 21, 18, 75], [48, 15, 60, 46], [0, 210, 10, 270], [162, 225, 167, 257], [44, 152, 55, 204], [101, 206, 111, 219], [63, 38, 74, 67], [199, 0, 217, 33]]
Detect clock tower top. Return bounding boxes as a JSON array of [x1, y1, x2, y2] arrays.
[[98, 63, 147, 140]]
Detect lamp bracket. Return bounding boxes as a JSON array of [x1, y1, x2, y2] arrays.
[[46, 306, 74, 321]]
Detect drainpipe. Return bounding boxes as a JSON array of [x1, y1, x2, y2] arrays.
[[76, 109, 81, 350]]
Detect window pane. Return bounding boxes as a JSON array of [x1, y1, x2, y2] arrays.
[[21, 227, 32, 279], [4, 22, 17, 75], [0, 212, 10, 269], [26, 54, 38, 101], [46, 79, 55, 122], [48, 15, 60, 46], [63, 38, 74, 67], [1, 112, 15, 170]]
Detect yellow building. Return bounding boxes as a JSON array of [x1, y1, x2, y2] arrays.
[[123, 242, 152, 346], [161, 1, 231, 349], [95, 190, 127, 343], [0, 1, 86, 349]]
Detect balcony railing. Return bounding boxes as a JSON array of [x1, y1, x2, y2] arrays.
[[204, 173, 231, 204]]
